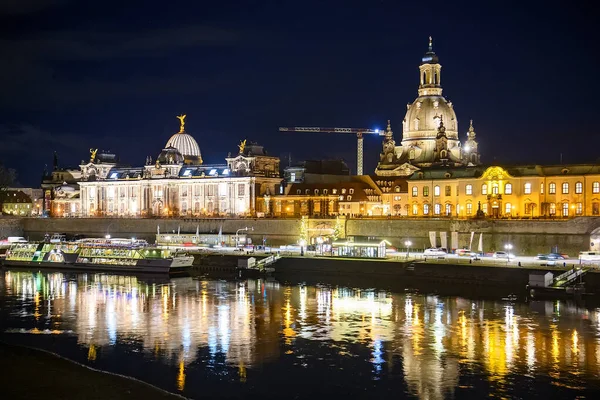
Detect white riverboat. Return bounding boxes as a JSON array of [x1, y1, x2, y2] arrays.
[[2, 238, 194, 273]]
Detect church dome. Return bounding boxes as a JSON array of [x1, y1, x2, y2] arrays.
[[164, 115, 203, 164], [402, 95, 458, 141], [157, 146, 184, 165]]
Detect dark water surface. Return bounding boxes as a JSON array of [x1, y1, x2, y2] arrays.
[[1, 269, 600, 399]]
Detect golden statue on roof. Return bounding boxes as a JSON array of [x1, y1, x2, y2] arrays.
[[177, 114, 186, 133], [238, 139, 246, 154], [89, 148, 98, 163]]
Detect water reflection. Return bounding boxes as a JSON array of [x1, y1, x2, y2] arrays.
[[1, 270, 600, 398]]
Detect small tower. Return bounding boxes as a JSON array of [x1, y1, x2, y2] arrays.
[[418, 37, 443, 96], [379, 120, 397, 164], [463, 119, 480, 165]]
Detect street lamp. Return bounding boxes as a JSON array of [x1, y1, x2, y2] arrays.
[[504, 243, 513, 260], [236, 227, 253, 248], [404, 240, 412, 259]]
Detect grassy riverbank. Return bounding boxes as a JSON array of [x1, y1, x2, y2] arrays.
[[0, 343, 183, 400]]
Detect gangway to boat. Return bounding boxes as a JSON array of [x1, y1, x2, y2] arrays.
[[552, 267, 588, 288]]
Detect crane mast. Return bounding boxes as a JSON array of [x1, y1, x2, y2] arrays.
[[278, 126, 383, 175]]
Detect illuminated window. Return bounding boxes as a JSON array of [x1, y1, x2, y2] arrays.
[[445, 203, 451, 215], [347, 195, 352, 201], [423, 203, 430, 215], [524, 183, 531, 194], [296, 189, 301, 194], [314, 189, 319, 195], [482, 203, 488, 214], [349, 189, 354, 194], [575, 182, 583, 194], [549, 202, 556, 215], [445, 186, 451, 196], [466, 203, 472, 215], [290, 172, 296, 182], [481, 184, 487, 195], [394, 195, 401, 201], [412, 204, 418, 215], [505, 203, 511, 214], [492, 183, 499, 195], [423, 187, 429, 197], [323, 189, 328, 195], [576, 202, 583, 215], [562, 182, 569, 194], [505, 183, 512, 195], [395, 186, 400, 193], [333, 189, 337, 194], [594, 182, 600, 194], [434, 203, 441, 215], [342, 189, 346, 194], [549, 183, 556, 194], [466, 185, 473, 195], [209, 169, 217, 176], [593, 202, 599, 215], [412, 186, 418, 197], [562, 202, 569, 216], [434, 186, 440, 196], [305, 189, 310, 195], [540, 183, 544, 194]]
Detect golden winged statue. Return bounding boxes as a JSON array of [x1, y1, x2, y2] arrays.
[[90, 148, 98, 162], [177, 114, 186, 132], [238, 139, 246, 154]]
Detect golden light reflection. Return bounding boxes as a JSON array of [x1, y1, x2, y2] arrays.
[[177, 360, 185, 391], [88, 344, 97, 361]]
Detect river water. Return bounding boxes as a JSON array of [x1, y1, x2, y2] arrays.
[[1, 269, 599, 399]]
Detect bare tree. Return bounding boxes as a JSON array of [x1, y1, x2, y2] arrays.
[[0, 163, 17, 192]]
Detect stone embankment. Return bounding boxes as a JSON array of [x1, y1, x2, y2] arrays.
[[1, 215, 600, 255]]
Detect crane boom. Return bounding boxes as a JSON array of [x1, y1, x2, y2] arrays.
[[278, 126, 384, 175]]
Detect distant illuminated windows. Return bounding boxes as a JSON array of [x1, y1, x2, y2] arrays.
[[562, 202, 569, 216], [465, 184, 473, 195], [209, 169, 217, 176], [314, 189, 319, 195], [481, 184, 487, 195], [492, 183, 499, 195], [549, 183, 556, 194], [342, 189, 347, 194], [182, 169, 192, 177], [296, 189, 301, 195], [323, 189, 328, 195], [562, 182, 569, 194], [347, 195, 352, 201], [412, 204, 418, 215], [110, 172, 119, 179], [576, 202, 583, 215], [222, 169, 230, 175], [575, 182, 583, 194], [349, 189, 354, 194], [524, 183, 531, 194], [540, 183, 544, 194], [423, 187, 429, 197], [423, 203, 430, 215], [594, 182, 600, 194], [445, 203, 451, 215], [434, 186, 440, 196], [445, 186, 451, 196], [482, 203, 488, 214], [412, 186, 418, 197], [466, 203, 472, 215], [395, 186, 400, 193], [434, 203, 441, 215], [332, 189, 337, 194], [549, 202, 556, 215], [505, 183, 512, 195]]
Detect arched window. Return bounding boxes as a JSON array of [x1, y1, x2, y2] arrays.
[[466, 203, 473, 215], [423, 186, 429, 197], [445, 203, 452, 215], [562, 202, 569, 216], [434, 186, 440, 196], [395, 186, 400, 193], [575, 182, 583, 194], [492, 183, 499, 195], [349, 188, 354, 194], [297, 189, 301, 194], [323, 189, 328, 195], [412, 204, 418, 215], [562, 182, 569, 194], [549, 202, 556, 215], [465, 184, 473, 195], [481, 184, 487, 195], [412, 186, 418, 197], [305, 189, 310, 195], [434, 203, 441, 215], [347, 195, 352, 201], [314, 189, 319, 195], [505, 183, 512, 195], [540, 183, 544, 194], [549, 182, 556, 194], [422, 72, 426, 84], [505, 203, 512, 214], [523, 183, 531, 194], [594, 182, 600, 194], [423, 204, 430, 215], [434, 71, 438, 84]]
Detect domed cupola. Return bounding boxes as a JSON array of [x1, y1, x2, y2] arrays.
[[165, 114, 203, 165], [157, 146, 184, 165]]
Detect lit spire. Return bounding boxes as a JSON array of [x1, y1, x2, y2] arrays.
[[387, 119, 392, 131], [468, 119, 476, 139], [428, 36, 433, 52]]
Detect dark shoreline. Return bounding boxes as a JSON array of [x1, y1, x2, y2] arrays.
[[0, 342, 185, 400]]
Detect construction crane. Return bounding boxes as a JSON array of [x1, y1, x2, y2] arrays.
[[278, 126, 384, 175]]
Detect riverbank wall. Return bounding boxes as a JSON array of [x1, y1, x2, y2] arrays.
[[2, 215, 600, 255]]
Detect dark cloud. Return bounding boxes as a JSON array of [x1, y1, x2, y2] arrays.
[[0, 124, 79, 154]]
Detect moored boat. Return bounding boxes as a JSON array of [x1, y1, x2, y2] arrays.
[[2, 238, 193, 273]]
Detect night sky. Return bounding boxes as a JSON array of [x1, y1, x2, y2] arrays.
[[1, 0, 598, 187]]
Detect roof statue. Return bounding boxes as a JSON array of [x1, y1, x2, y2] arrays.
[[238, 139, 247, 155], [90, 148, 98, 163], [177, 114, 186, 133], [428, 36, 433, 51]]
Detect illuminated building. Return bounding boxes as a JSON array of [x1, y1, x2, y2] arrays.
[[64, 116, 280, 217]]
